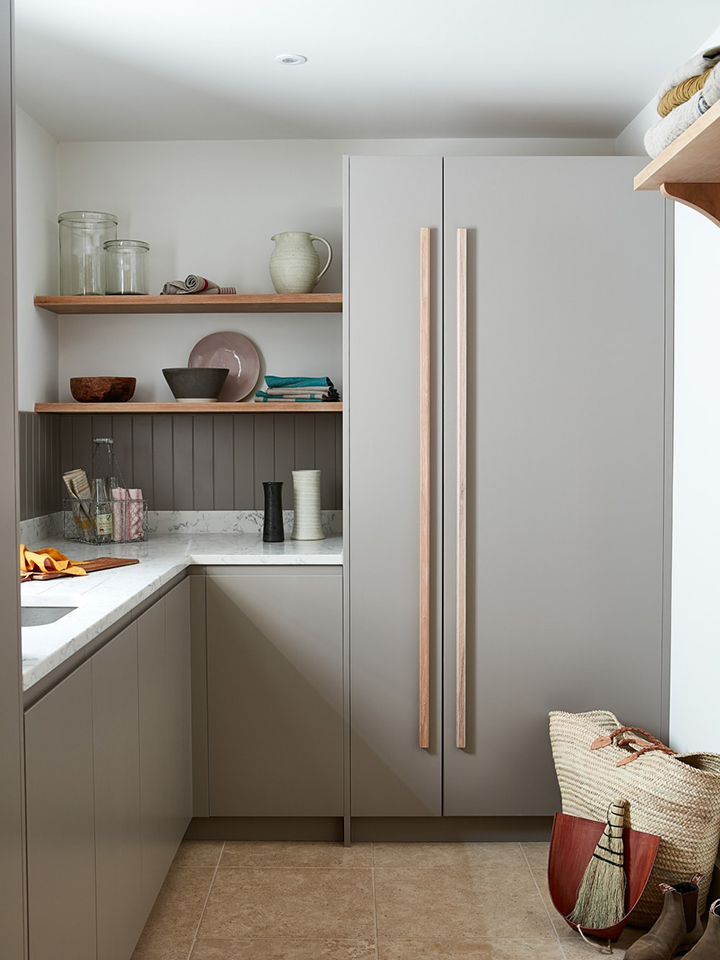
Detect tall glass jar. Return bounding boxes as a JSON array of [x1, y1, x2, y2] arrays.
[[104, 239, 150, 295], [58, 211, 118, 295]]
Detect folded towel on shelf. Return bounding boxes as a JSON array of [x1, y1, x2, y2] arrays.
[[656, 45, 720, 99], [265, 376, 337, 389], [255, 393, 335, 401], [645, 62, 720, 158], [254, 396, 327, 402], [161, 275, 236, 295], [658, 68, 713, 117]]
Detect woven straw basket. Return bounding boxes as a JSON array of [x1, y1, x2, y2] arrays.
[[549, 710, 720, 926]]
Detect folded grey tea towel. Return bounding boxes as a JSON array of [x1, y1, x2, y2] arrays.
[[161, 275, 236, 295], [656, 44, 720, 99], [645, 61, 720, 158]]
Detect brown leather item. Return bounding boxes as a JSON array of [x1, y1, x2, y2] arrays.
[[685, 899, 720, 958], [21, 557, 140, 581], [591, 726, 677, 767], [625, 882, 703, 959]]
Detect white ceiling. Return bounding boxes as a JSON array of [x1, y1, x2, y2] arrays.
[[13, 0, 720, 142]]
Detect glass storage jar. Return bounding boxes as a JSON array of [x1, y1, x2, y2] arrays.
[[103, 239, 150, 295], [58, 211, 118, 295]]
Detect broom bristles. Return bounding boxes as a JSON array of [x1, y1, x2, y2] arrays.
[[568, 798, 627, 929]]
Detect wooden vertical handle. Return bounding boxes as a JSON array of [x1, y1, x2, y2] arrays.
[[456, 228, 468, 750], [419, 227, 431, 750]]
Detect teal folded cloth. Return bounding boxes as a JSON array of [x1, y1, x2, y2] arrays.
[[256, 391, 330, 400], [265, 376, 336, 389], [254, 396, 325, 402]]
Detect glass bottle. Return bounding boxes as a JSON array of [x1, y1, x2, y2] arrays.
[[58, 211, 118, 295], [91, 438, 123, 543], [104, 239, 150, 295]]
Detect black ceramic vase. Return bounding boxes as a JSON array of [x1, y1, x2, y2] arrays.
[[262, 481, 284, 542]]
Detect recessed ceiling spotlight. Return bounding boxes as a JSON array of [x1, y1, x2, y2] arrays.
[[276, 54, 307, 66]]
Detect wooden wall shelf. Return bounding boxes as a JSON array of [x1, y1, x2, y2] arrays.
[[34, 402, 342, 414], [34, 293, 343, 315], [634, 99, 720, 227]]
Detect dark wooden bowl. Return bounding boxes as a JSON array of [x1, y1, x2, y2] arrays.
[[548, 812, 660, 941], [70, 377, 136, 403]]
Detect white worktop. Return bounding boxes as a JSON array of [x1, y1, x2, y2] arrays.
[[21, 532, 343, 691]]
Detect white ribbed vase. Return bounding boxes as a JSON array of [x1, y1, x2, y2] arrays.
[[291, 469, 325, 540]]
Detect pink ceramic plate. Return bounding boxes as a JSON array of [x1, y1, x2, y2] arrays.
[[188, 332, 260, 402]]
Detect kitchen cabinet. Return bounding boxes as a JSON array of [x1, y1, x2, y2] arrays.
[[346, 156, 669, 821], [25, 662, 96, 960], [24, 579, 193, 960], [206, 567, 343, 816], [92, 623, 142, 960], [138, 580, 193, 916]]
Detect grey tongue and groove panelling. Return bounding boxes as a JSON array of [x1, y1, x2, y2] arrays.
[[18, 410, 342, 518]]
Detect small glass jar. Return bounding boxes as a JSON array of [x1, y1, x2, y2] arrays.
[[103, 239, 150, 295], [58, 211, 118, 295]]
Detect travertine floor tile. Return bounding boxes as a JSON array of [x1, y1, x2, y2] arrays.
[[132, 933, 195, 960], [373, 842, 527, 872], [559, 925, 647, 959], [191, 938, 376, 959], [135, 864, 216, 949], [521, 841, 575, 939], [198, 867, 375, 939], [220, 840, 372, 869], [378, 939, 565, 959], [374, 866, 556, 940], [173, 840, 224, 868]]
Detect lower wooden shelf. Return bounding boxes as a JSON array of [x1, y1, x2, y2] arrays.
[[34, 402, 343, 414]]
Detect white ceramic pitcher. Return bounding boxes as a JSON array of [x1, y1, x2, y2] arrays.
[[269, 231, 333, 294]]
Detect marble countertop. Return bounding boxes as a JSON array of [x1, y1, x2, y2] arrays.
[[21, 532, 343, 691]]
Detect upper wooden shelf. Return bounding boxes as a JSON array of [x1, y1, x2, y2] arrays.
[[34, 293, 343, 315], [634, 99, 720, 227], [34, 402, 342, 414], [35, 402, 342, 414]]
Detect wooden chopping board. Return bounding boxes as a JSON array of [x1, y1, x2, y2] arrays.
[[22, 557, 140, 581]]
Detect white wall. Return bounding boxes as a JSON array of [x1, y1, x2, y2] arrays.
[[15, 106, 57, 411], [669, 203, 720, 752], [53, 137, 613, 403]]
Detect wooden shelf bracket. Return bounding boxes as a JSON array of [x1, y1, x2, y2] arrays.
[[660, 182, 720, 228]]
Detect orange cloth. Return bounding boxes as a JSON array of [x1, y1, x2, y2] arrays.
[[20, 544, 87, 577], [658, 68, 713, 117]]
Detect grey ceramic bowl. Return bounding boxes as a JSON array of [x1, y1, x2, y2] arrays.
[[162, 367, 229, 402]]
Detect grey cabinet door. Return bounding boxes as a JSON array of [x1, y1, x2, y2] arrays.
[[25, 663, 96, 960], [92, 624, 143, 960], [207, 567, 343, 816], [346, 156, 443, 816], [442, 157, 668, 814], [165, 579, 193, 839], [137, 596, 173, 917]]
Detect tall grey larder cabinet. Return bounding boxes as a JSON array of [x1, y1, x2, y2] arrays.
[[345, 156, 669, 823]]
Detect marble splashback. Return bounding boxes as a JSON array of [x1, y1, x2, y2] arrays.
[[19, 512, 63, 544], [20, 510, 342, 544], [149, 510, 342, 536]]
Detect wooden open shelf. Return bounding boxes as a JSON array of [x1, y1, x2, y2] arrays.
[[634, 99, 720, 227], [34, 293, 343, 315], [35, 402, 342, 414]]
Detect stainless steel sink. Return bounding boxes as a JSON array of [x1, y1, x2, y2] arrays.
[[21, 606, 77, 627]]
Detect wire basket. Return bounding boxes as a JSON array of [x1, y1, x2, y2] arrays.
[[63, 497, 148, 544]]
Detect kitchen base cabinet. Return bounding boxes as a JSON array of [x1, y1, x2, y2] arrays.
[[138, 580, 193, 918], [206, 567, 343, 817], [92, 624, 142, 960], [24, 578, 193, 960], [25, 663, 96, 960]]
